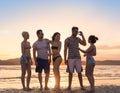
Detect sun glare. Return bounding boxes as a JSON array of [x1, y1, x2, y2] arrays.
[[48, 77, 55, 88]]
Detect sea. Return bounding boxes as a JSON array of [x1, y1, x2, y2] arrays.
[[0, 65, 120, 89]]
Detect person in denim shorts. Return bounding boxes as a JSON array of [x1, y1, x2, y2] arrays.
[[20, 31, 32, 91]]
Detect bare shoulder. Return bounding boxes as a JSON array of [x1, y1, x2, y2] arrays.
[[92, 44, 96, 48], [21, 41, 25, 45], [65, 37, 70, 42], [89, 44, 96, 50], [58, 41, 61, 45], [27, 41, 30, 44]]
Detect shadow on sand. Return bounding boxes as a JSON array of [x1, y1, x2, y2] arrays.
[[0, 85, 120, 93]]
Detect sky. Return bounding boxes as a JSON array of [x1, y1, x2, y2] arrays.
[[0, 0, 120, 61]]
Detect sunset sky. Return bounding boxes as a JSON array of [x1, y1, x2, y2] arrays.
[[0, 0, 120, 61]]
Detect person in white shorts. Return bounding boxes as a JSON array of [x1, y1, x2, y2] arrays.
[[64, 26, 86, 90]]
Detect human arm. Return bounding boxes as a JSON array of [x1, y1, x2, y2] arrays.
[[79, 45, 94, 54], [64, 39, 68, 65], [33, 47, 38, 66], [21, 42, 28, 62], [21, 42, 26, 57], [57, 41, 61, 54], [78, 31, 86, 46], [48, 41, 51, 64], [78, 48, 86, 53]]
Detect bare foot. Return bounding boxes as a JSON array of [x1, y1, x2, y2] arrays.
[[44, 87, 50, 90], [81, 87, 86, 90], [66, 87, 71, 90]]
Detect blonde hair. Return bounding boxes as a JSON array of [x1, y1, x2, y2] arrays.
[[22, 31, 28, 38]]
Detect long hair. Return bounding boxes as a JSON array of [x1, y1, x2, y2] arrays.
[[52, 32, 60, 41]]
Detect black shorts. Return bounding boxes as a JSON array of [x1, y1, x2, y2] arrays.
[[35, 58, 50, 73]]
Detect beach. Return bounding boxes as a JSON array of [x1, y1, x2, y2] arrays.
[[0, 65, 120, 93], [0, 79, 120, 93]]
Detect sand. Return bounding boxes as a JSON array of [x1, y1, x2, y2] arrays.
[[0, 79, 120, 93]]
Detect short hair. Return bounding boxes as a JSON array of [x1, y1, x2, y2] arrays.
[[36, 29, 42, 35], [22, 31, 28, 37], [89, 35, 98, 43], [52, 32, 60, 41], [72, 26, 78, 31]]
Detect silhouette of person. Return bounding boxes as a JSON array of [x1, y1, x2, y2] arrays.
[[33, 29, 51, 90], [79, 35, 98, 92], [64, 26, 86, 90], [20, 31, 32, 91], [49, 32, 62, 90]]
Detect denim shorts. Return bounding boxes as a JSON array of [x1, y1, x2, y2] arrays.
[[86, 56, 95, 64], [35, 57, 50, 73], [20, 56, 31, 64]]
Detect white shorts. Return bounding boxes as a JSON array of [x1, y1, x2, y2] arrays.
[[67, 59, 82, 73]]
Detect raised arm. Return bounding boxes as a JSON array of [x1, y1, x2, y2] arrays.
[[78, 31, 86, 46]]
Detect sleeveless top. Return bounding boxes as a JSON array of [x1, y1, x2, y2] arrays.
[[33, 39, 49, 60], [67, 37, 81, 59]]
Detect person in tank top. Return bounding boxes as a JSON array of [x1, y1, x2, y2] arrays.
[[64, 26, 86, 90]]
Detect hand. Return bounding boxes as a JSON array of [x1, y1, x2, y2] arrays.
[[64, 60, 68, 65], [83, 54, 86, 57], [48, 59, 51, 64], [35, 61, 38, 66], [31, 60, 33, 65], [48, 53, 53, 56], [78, 31, 83, 36]]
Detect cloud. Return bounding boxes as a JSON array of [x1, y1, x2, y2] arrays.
[[97, 45, 120, 50]]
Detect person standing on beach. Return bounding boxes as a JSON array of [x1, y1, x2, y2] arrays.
[[64, 26, 86, 90], [20, 31, 32, 91], [33, 29, 51, 90], [79, 35, 98, 92], [50, 32, 62, 90]]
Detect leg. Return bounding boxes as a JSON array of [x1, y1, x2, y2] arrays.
[[45, 73, 50, 89], [90, 64, 95, 90], [67, 59, 74, 89], [21, 63, 27, 90], [38, 73, 43, 89], [85, 62, 95, 90], [68, 72, 73, 89], [26, 63, 31, 90], [53, 57, 62, 89], [78, 72, 84, 88], [75, 59, 85, 89]]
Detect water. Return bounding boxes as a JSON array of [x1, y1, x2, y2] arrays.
[[0, 65, 120, 89]]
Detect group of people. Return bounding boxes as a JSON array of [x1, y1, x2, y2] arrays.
[[20, 26, 98, 92]]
